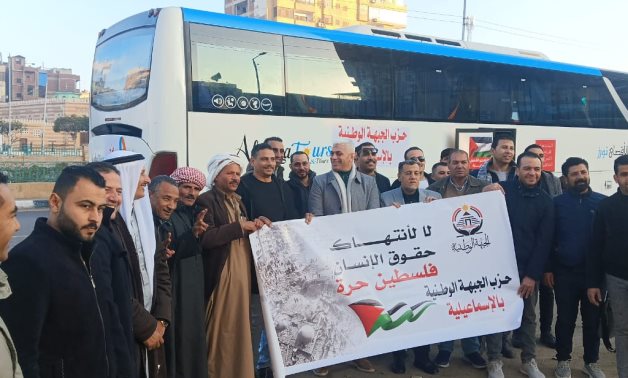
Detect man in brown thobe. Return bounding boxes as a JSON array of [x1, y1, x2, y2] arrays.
[[197, 154, 269, 378]]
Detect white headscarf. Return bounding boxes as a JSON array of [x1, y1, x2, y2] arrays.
[[103, 150, 157, 298], [206, 154, 245, 189]]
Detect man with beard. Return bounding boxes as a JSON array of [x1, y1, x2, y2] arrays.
[[0, 172, 22, 378], [165, 167, 209, 378], [0, 166, 109, 378], [391, 147, 433, 189], [355, 142, 391, 193], [544, 158, 607, 378], [286, 151, 316, 217], [104, 151, 172, 378], [88, 162, 136, 378], [197, 154, 269, 378]]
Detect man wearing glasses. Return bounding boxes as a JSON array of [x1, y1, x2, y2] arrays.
[[391, 147, 434, 190], [355, 142, 391, 193]]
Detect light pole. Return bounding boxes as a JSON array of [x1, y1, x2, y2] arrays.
[[461, 0, 468, 41], [252, 52, 267, 98]]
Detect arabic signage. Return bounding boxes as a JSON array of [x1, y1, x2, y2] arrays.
[[336, 125, 409, 166], [535, 139, 556, 172], [250, 191, 523, 377]]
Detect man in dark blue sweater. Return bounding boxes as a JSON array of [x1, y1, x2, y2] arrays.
[[544, 157, 607, 378], [486, 152, 554, 378], [587, 154, 628, 378]]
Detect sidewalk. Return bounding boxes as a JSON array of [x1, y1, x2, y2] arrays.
[[16, 199, 49, 210]]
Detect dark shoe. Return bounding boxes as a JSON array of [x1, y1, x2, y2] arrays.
[[414, 357, 439, 375], [465, 352, 488, 369], [540, 332, 557, 349], [255, 366, 274, 378], [501, 344, 515, 359], [353, 358, 375, 373], [391, 354, 406, 374], [434, 350, 451, 368]]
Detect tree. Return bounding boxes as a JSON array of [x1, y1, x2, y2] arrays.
[[53, 115, 89, 142], [0, 120, 24, 145]]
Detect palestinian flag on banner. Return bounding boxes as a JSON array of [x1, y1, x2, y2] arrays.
[[349, 299, 434, 337], [469, 136, 492, 158]]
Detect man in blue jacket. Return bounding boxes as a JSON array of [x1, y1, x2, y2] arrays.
[[544, 157, 606, 378], [486, 152, 554, 378]]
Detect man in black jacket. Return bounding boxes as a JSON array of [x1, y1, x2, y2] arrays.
[[587, 154, 628, 378], [238, 143, 298, 378], [286, 151, 316, 217], [485, 152, 554, 378], [0, 166, 109, 378], [88, 162, 136, 378], [355, 142, 391, 193]]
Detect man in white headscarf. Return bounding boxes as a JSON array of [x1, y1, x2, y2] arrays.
[[196, 154, 269, 378], [103, 151, 171, 378]]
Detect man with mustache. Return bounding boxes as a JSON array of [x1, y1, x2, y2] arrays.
[[0, 166, 109, 378], [355, 142, 391, 193], [104, 151, 172, 378], [544, 158, 607, 378], [237, 143, 297, 378], [286, 151, 316, 217], [197, 154, 269, 378], [166, 167, 209, 378]]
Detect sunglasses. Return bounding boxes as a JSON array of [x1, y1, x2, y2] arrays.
[[360, 148, 379, 156], [410, 156, 426, 162]]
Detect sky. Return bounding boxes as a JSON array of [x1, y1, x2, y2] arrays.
[[1, 0, 626, 90]]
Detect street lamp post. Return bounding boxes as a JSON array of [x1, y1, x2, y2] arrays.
[[252, 52, 267, 98]]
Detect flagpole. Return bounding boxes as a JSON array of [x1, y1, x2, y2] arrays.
[[7, 55, 12, 156]]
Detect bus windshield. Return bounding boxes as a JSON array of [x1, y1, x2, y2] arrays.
[[91, 27, 155, 110]]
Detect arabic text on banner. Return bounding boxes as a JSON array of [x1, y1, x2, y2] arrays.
[[249, 191, 523, 377]]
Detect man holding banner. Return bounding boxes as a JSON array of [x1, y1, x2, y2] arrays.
[[308, 140, 379, 376], [486, 152, 554, 378]]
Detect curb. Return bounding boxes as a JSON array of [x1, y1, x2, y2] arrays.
[[16, 199, 49, 210]]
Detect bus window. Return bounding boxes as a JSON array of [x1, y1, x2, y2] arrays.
[[285, 37, 392, 118], [189, 24, 285, 115], [91, 27, 155, 110], [393, 51, 477, 122], [603, 71, 628, 110]]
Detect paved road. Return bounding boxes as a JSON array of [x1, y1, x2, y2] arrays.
[[10, 208, 46, 249], [9, 209, 620, 377]]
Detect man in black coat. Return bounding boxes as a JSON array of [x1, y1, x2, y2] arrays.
[[88, 162, 136, 378], [286, 151, 316, 217], [485, 152, 554, 378], [0, 166, 110, 378]]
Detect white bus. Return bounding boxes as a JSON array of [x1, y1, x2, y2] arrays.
[[89, 7, 628, 193]]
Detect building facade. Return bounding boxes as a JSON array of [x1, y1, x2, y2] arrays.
[[0, 55, 80, 103], [225, 0, 407, 30]]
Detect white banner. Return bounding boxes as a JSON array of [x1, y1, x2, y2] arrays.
[[250, 191, 523, 377]]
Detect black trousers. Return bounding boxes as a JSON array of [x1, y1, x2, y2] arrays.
[[554, 267, 601, 363], [539, 283, 555, 335]]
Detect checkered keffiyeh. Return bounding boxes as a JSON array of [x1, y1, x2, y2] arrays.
[[170, 167, 206, 189]]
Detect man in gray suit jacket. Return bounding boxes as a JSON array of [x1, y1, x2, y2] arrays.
[[381, 160, 441, 207], [307, 140, 379, 376], [308, 141, 380, 217]]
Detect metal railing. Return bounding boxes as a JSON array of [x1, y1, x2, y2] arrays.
[[1, 162, 86, 183]]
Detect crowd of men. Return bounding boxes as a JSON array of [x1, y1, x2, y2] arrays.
[[0, 133, 626, 378]]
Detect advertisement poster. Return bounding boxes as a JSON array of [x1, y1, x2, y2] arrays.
[[250, 191, 522, 377]]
